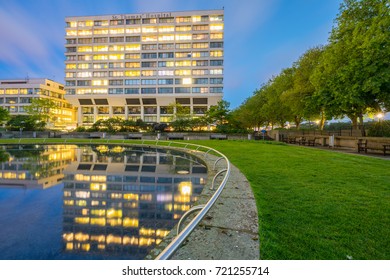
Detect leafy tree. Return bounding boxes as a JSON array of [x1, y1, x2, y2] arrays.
[[24, 98, 60, 125], [284, 46, 326, 129], [6, 115, 45, 131], [205, 100, 230, 126], [0, 107, 10, 125], [312, 0, 390, 131]]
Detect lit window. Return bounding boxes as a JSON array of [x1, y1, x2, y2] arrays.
[[210, 23, 224, 31], [142, 26, 157, 33], [158, 26, 174, 32], [94, 29, 109, 35], [210, 50, 223, 57], [125, 44, 140, 51], [175, 34, 192, 41], [142, 35, 157, 42], [126, 28, 141, 33], [158, 34, 174, 41], [110, 28, 124, 34], [125, 70, 140, 77]]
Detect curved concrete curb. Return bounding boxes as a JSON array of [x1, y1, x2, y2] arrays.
[[146, 150, 260, 260], [171, 160, 260, 260]]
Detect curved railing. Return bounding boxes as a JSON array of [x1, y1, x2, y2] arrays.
[[0, 138, 231, 260]]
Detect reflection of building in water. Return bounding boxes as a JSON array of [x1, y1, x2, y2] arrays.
[[62, 145, 207, 259], [0, 145, 75, 189]]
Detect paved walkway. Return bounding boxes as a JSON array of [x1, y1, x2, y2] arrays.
[[147, 152, 260, 260]]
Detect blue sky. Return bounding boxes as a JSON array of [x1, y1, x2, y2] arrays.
[[0, 0, 342, 109]]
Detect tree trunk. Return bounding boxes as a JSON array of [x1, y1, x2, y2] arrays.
[[350, 116, 358, 129], [319, 110, 326, 130], [358, 114, 365, 136], [294, 116, 301, 130]]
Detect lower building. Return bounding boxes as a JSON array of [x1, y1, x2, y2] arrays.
[[0, 78, 77, 130]]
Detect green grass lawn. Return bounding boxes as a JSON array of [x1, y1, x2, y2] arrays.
[[1, 138, 388, 259], [189, 140, 390, 260]]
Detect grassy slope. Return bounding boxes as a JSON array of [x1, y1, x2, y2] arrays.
[[190, 140, 389, 260]]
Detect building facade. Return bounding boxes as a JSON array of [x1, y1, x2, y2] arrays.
[[64, 10, 224, 126], [0, 78, 77, 129]]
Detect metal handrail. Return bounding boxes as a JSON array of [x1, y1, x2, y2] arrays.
[[0, 138, 231, 260]]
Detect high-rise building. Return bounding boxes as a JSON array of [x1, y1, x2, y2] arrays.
[[64, 10, 224, 126], [0, 78, 77, 129]]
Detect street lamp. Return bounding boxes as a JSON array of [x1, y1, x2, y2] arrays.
[[20, 121, 25, 138]]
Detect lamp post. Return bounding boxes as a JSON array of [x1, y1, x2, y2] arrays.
[[20, 121, 25, 138]]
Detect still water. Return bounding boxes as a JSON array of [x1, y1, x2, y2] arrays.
[[0, 144, 207, 260]]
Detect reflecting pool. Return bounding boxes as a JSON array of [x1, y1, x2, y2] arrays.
[[0, 144, 207, 259]]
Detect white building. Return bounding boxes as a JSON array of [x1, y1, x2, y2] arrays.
[[0, 78, 76, 129], [64, 9, 224, 126]]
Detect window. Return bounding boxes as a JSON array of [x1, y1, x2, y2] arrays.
[[158, 52, 174, 59], [125, 44, 141, 51], [144, 106, 157, 114], [66, 39, 77, 44], [77, 80, 91, 86], [141, 79, 156, 85], [210, 60, 223, 66], [125, 79, 140, 85], [141, 53, 157, 59], [93, 54, 108, 60], [210, 87, 223, 93], [66, 47, 76, 53], [109, 71, 124, 77], [125, 53, 141, 59], [78, 63, 91, 69], [175, 87, 191, 93], [142, 35, 157, 42], [77, 72, 92, 78], [158, 26, 174, 32], [158, 61, 174, 67], [158, 43, 174, 50], [108, 88, 124, 94], [109, 79, 123, 86], [92, 80, 108, 86], [210, 42, 223, 48], [210, 24, 224, 31], [110, 28, 125, 34], [126, 19, 141, 25], [192, 69, 208, 75], [210, 69, 223, 75], [158, 70, 174, 76], [94, 20, 109, 26], [98, 107, 109, 114], [94, 29, 109, 35], [126, 36, 140, 42], [193, 33, 209, 40], [142, 18, 157, 24], [109, 37, 124, 43], [193, 78, 208, 84], [210, 78, 223, 84], [210, 50, 223, 57], [210, 15, 223, 21], [141, 88, 156, 94], [192, 87, 209, 93], [158, 34, 174, 41], [78, 38, 92, 44], [142, 44, 157, 50], [78, 46, 93, 52], [125, 62, 140, 68], [128, 106, 141, 114], [66, 55, 77, 61], [175, 60, 191, 67], [141, 70, 156, 77], [193, 60, 208, 67], [193, 43, 209, 49], [141, 61, 157, 68], [176, 43, 191, 49], [158, 79, 173, 85], [192, 51, 209, 58], [109, 45, 125, 51], [175, 70, 191, 76], [82, 107, 94, 114], [125, 88, 139, 94], [110, 19, 124, 25], [93, 71, 108, 77], [176, 34, 191, 41], [113, 107, 125, 114], [109, 62, 124, 68], [94, 37, 108, 43], [158, 88, 173, 94], [125, 70, 140, 77], [126, 27, 141, 33], [176, 17, 191, 23], [159, 17, 174, 23], [142, 26, 157, 33], [193, 25, 208, 31]]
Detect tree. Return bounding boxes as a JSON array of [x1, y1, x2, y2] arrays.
[[205, 100, 230, 126], [312, 0, 390, 131], [0, 107, 10, 125], [284, 46, 326, 129], [6, 115, 45, 131], [24, 98, 60, 127]]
